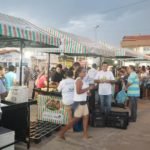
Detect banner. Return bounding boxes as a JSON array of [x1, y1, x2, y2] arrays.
[[38, 95, 68, 124], [0, 53, 20, 62]]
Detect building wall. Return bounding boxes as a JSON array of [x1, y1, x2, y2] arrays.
[[131, 46, 150, 55]]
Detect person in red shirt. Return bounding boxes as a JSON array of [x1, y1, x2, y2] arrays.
[[36, 70, 48, 89]]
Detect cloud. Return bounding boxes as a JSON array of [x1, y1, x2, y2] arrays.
[[60, 14, 105, 39], [1, 0, 149, 47], [59, 7, 150, 47]]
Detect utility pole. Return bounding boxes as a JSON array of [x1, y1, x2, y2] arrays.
[[94, 25, 102, 66]]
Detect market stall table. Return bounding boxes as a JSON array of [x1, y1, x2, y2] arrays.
[[0, 99, 36, 149], [33, 88, 68, 124]]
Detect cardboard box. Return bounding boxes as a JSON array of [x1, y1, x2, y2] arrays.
[[0, 127, 15, 150], [6, 86, 28, 103]]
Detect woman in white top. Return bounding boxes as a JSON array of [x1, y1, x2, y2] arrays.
[[59, 67, 94, 140], [57, 70, 74, 124]]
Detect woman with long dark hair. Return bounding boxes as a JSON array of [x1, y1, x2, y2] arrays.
[[59, 67, 94, 140]]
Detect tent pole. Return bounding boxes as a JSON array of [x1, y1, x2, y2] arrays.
[[99, 56, 101, 66], [100, 56, 103, 67], [19, 40, 24, 86], [47, 53, 50, 92]]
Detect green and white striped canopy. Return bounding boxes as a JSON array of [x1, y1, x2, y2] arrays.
[[115, 49, 142, 58], [46, 28, 89, 55], [0, 13, 61, 48], [46, 28, 115, 57], [124, 54, 150, 61]]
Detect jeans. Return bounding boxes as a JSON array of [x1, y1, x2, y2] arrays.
[[129, 97, 138, 121], [99, 95, 112, 113]]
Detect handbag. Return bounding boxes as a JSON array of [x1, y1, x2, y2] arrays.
[[116, 90, 128, 104]]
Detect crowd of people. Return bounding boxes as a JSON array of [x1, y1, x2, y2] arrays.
[[115, 65, 150, 100], [0, 62, 150, 140], [58, 62, 150, 140]]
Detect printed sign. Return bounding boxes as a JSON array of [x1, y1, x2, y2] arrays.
[[38, 95, 68, 124], [42, 112, 64, 122]]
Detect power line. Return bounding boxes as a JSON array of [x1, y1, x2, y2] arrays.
[[101, 0, 150, 14]]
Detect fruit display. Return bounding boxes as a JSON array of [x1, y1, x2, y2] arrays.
[[41, 82, 58, 92], [41, 88, 58, 92]]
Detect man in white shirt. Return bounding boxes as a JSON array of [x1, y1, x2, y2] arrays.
[[95, 62, 115, 114], [57, 70, 74, 124], [88, 63, 98, 83]]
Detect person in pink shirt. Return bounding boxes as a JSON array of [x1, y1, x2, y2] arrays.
[[36, 70, 48, 89]]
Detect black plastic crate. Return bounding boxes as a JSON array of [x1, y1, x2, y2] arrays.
[[111, 102, 125, 108], [108, 111, 129, 125], [106, 111, 129, 129], [90, 111, 106, 127]]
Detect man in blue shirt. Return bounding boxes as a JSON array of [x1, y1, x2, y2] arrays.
[[5, 65, 17, 91], [0, 66, 7, 100], [127, 65, 140, 122]]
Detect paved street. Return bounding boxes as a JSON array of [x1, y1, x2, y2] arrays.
[[16, 99, 150, 150]]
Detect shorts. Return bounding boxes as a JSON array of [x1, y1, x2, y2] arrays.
[[63, 104, 73, 110], [74, 104, 89, 118]]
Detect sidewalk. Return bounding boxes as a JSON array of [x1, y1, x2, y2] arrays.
[[16, 99, 150, 150]]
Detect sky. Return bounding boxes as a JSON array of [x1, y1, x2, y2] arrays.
[[0, 0, 150, 47]]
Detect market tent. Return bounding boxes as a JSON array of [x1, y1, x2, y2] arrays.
[[98, 41, 116, 58], [62, 30, 116, 57], [123, 54, 150, 61], [115, 48, 142, 58], [0, 13, 60, 48], [0, 48, 19, 55], [0, 12, 61, 84], [45, 28, 92, 56], [45, 28, 115, 57], [70, 36, 116, 57]]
